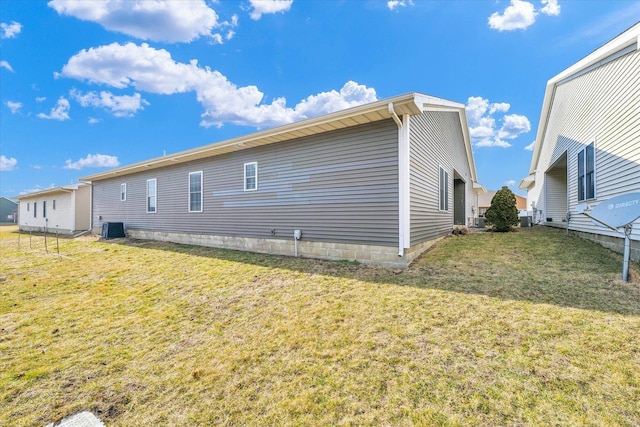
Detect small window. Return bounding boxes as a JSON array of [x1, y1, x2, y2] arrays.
[[33, 201, 37, 218], [43, 200, 47, 218], [439, 166, 449, 211], [147, 179, 157, 213], [120, 183, 127, 201], [53, 200, 56, 210], [27, 202, 30, 212], [244, 162, 258, 191], [578, 142, 595, 201], [189, 171, 203, 212]]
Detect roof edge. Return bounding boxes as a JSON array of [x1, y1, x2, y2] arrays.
[[80, 91, 473, 182], [15, 183, 89, 200], [527, 21, 640, 176]]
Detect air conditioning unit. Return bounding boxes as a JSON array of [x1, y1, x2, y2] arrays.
[[101, 222, 125, 239]]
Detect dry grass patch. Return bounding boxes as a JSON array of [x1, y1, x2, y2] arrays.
[[1, 225, 639, 425]]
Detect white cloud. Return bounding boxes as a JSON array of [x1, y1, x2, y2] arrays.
[[210, 33, 223, 45], [505, 179, 516, 187], [249, 0, 293, 20], [88, 117, 101, 124], [6, 101, 22, 114], [488, 0, 561, 31], [58, 42, 377, 128], [0, 155, 18, 171], [525, 141, 535, 151], [71, 89, 149, 117], [64, 153, 119, 170], [217, 14, 238, 43], [36, 97, 47, 102], [287, 81, 377, 118], [48, 0, 222, 43], [488, 0, 536, 31], [466, 96, 531, 148], [387, 0, 414, 11], [0, 60, 14, 72], [37, 97, 70, 121], [490, 102, 510, 114], [498, 114, 531, 139], [0, 21, 22, 38], [540, 0, 560, 16]]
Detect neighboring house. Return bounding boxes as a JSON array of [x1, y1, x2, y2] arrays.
[[0, 197, 18, 223], [81, 92, 485, 268], [519, 22, 640, 259], [477, 190, 526, 217], [16, 184, 91, 235]]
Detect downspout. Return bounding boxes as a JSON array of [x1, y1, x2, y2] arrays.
[[89, 183, 93, 234], [389, 103, 410, 257], [389, 102, 403, 128]]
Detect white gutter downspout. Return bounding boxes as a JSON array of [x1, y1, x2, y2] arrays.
[[389, 103, 410, 257]]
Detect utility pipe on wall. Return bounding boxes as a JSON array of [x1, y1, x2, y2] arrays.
[[294, 229, 302, 257]]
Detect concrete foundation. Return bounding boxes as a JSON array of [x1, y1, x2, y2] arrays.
[[19, 225, 75, 235], [123, 229, 444, 269], [572, 229, 640, 262]]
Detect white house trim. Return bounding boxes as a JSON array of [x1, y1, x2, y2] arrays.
[[398, 114, 411, 254]]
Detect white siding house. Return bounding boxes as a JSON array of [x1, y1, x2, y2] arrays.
[[17, 184, 91, 235], [520, 22, 640, 259]]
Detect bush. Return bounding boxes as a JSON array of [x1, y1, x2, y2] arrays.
[[485, 186, 519, 232]]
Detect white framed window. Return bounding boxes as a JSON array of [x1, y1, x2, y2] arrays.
[[53, 200, 56, 210], [147, 179, 157, 213], [33, 202, 37, 218], [43, 200, 47, 218], [120, 183, 127, 201], [439, 166, 449, 211], [244, 162, 258, 191], [27, 202, 30, 212], [578, 142, 595, 201], [189, 171, 203, 212]]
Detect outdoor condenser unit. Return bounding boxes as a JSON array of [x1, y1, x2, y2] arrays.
[[101, 222, 125, 239]]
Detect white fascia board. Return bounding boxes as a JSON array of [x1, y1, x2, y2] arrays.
[[518, 174, 535, 190], [473, 182, 487, 194], [15, 184, 85, 200], [414, 93, 465, 111], [80, 93, 423, 182], [79, 91, 470, 183], [457, 108, 478, 183], [528, 22, 640, 175]]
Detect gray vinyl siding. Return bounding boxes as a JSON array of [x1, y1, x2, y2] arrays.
[[534, 44, 640, 238], [410, 111, 473, 245], [92, 120, 399, 246]]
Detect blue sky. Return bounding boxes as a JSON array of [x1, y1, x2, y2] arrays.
[[1, 0, 639, 198]]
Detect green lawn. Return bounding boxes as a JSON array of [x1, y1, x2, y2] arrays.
[[1, 225, 639, 426]]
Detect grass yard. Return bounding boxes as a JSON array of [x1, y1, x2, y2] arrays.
[[1, 225, 639, 426]]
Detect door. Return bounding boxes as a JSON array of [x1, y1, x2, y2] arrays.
[[454, 178, 465, 225]]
